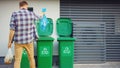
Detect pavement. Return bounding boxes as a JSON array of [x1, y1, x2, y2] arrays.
[[0, 62, 120, 68], [74, 62, 120, 68]]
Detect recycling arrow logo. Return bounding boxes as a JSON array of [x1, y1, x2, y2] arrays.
[[41, 48, 49, 55], [63, 47, 71, 54]]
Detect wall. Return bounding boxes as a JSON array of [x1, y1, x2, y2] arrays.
[[0, 0, 60, 56]]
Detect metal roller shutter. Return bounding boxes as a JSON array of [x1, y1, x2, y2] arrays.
[[60, 0, 120, 63]]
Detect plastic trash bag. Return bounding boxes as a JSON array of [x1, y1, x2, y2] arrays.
[[40, 15, 49, 30], [40, 8, 49, 31], [4, 48, 13, 64]]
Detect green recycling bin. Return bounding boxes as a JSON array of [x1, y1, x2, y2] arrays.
[[21, 49, 30, 68], [57, 37, 75, 68], [37, 37, 54, 68]]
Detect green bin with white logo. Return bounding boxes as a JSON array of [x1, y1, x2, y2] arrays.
[[37, 37, 54, 68], [21, 49, 30, 68], [57, 37, 75, 68]]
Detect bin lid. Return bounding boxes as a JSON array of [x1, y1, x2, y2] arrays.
[[38, 37, 54, 41], [56, 18, 72, 37], [57, 37, 75, 41]]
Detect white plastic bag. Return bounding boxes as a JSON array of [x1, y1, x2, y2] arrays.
[[4, 48, 13, 64]]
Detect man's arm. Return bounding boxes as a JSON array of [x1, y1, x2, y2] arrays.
[[8, 12, 16, 48], [8, 29, 15, 48]]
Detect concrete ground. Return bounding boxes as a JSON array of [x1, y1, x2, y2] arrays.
[[0, 62, 120, 68], [74, 62, 120, 68]]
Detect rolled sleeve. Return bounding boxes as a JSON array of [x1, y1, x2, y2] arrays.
[[10, 12, 16, 30]]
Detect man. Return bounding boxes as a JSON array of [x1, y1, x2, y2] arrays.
[[8, 1, 39, 68]]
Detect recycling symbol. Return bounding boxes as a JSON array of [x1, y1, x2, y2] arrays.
[[63, 47, 70, 54], [41, 48, 49, 55]]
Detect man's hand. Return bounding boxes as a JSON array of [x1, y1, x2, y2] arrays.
[[8, 42, 12, 48]]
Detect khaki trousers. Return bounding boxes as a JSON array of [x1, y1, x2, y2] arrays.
[[14, 42, 36, 68]]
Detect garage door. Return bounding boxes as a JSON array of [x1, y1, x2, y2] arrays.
[[60, 0, 120, 63]]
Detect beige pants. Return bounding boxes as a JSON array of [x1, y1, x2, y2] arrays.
[[14, 42, 36, 68]]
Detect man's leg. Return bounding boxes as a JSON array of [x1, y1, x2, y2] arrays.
[[24, 42, 36, 68], [14, 43, 23, 68]]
